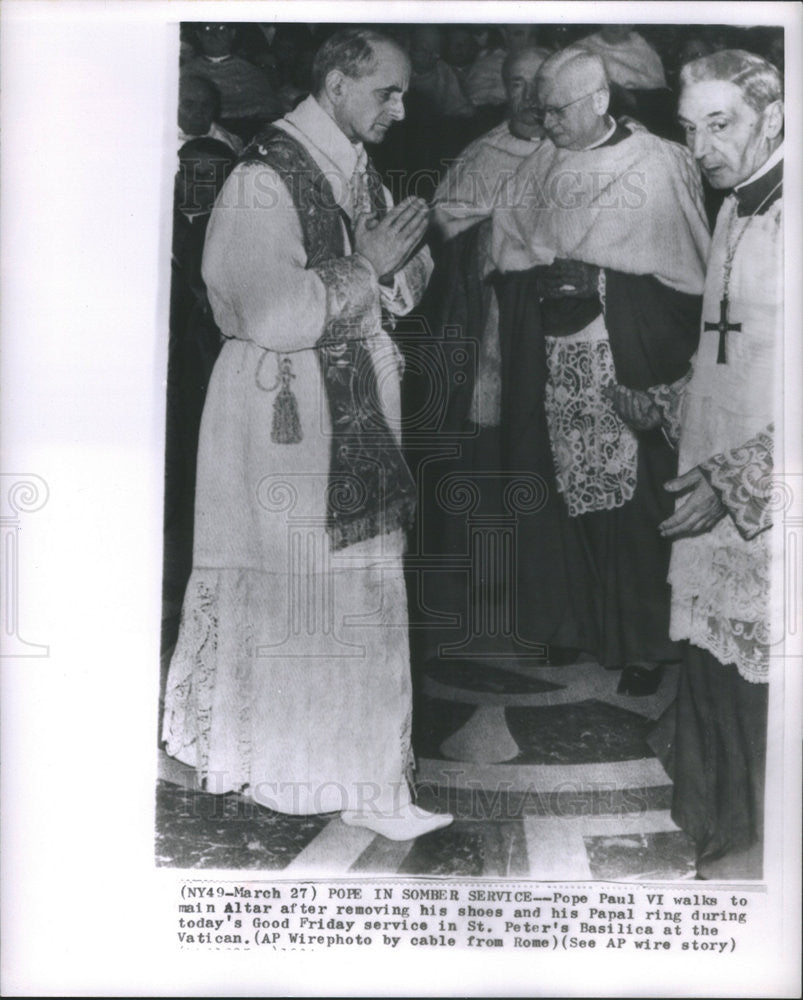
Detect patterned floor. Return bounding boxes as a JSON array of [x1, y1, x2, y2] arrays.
[[155, 656, 697, 880]]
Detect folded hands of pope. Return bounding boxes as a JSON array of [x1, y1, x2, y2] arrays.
[[354, 196, 430, 282]]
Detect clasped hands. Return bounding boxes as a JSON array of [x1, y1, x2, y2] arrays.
[[354, 196, 429, 283]]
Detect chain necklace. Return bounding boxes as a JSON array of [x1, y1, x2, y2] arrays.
[[704, 178, 782, 364]]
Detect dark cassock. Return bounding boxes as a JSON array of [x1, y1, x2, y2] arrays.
[[165, 208, 222, 546], [650, 143, 783, 875], [433, 120, 544, 431], [424, 122, 579, 656], [491, 121, 711, 670]]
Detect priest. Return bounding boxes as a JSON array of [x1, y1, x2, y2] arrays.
[[617, 50, 783, 879], [491, 48, 710, 690], [432, 45, 549, 432], [424, 45, 584, 663]]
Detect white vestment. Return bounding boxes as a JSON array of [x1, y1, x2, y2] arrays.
[[491, 127, 709, 514], [433, 121, 540, 240], [668, 155, 782, 683], [433, 121, 541, 426], [463, 48, 507, 106], [162, 96, 433, 814], [572, 31, 667, 90]]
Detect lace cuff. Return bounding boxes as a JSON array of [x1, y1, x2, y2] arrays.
[[314, 254, 381, 343], [699, 424, 774, 540], [381, 248, 434, 316], [646, 370, 692, 447]]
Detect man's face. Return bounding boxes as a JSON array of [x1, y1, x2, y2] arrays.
[[196, 24, 236, 58], [410, 28, 440, 75], [335, 42, 409, 144], [678, 79, 781, 188], [503, 24, 536, 54], [505, 51, 545, 139], [179, 80, 216, 135], [537, 68, 608, 149], [445, 28, 476, 68]]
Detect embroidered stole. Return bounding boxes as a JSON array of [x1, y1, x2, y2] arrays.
[[241, 126, 416, 550]]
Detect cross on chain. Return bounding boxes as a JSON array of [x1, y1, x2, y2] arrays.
[[704, 296, 741, 365]]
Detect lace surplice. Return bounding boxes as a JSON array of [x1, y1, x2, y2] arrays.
[[649, 380, 775, 682], [545, 316, 638, 517]]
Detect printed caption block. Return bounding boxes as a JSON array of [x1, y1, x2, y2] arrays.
[[174, 880, 765, 953]]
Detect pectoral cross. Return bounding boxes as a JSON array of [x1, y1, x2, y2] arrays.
[[703, 296, 741, 365]]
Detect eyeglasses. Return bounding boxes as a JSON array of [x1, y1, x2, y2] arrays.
[[540, 90, 601, 121], [199, 24, 233, 33]]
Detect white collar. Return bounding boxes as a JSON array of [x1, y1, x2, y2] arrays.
[[735, 141, 784, 191], [506, 120, 542, 144], [283, 94, 362, 179], [583, 116, 617, 150]]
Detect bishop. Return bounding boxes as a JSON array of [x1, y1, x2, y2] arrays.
[[630, 50, 784, 880]]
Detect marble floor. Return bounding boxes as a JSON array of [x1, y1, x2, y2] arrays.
[[155, 655, 697, 880]]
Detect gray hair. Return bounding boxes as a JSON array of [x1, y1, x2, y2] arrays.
[[680, 49, 782, 113], [502, 45, 550, 84], [310, 28, 403, 96], [536, 47, 609, 91]]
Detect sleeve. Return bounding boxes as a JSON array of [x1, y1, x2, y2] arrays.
[[382, 246, 434, 315], [201, 161, 381, 353], [646, 369, 692, 447], [433, 141, 516, 241], [489, 166, 554, 275], [602, 269, 702, 388], [433, 158, 491, 240], [699, 424, 774, 540]]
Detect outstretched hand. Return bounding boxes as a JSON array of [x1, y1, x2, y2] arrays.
[[659, 467, 726, 539], [354, 196, 429, 282]]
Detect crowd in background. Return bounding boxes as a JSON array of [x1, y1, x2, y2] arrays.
[[176, 21, 783, 195]]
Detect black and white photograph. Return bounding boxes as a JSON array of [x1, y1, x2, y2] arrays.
[[1, 1, 801, 996], [160, 14, 785, 880]]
